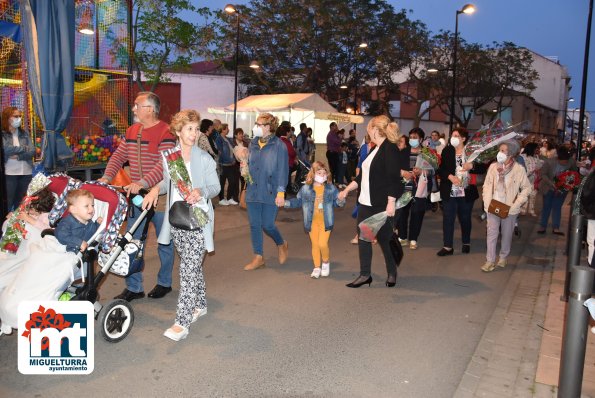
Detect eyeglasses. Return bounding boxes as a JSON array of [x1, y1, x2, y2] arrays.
[[133, 103, 153, 111]]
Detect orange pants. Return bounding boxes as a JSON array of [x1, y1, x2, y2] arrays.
[[309, 211, 331, 267]]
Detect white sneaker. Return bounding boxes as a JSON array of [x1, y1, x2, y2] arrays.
[[227, 199, 239, 205], [311, 268, 321, 279], [191, 307, 207, 323], [321, 262, 330, 277], [219, 199, 229, 206]]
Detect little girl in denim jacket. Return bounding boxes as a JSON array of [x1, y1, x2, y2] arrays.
[[285, 161, 345, 278]]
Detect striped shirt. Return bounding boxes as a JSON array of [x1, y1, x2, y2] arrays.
[[103, 121, 176, 188]]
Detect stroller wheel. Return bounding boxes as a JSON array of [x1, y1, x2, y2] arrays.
[[98, 299, 134, 343]]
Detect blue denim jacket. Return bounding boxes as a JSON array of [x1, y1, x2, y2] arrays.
[[246, 136, 288, 205], [216, 135, 237, 166], [2, 129, 35, 169], [286, 183, 343, 232], [55, 214, 100, 253]]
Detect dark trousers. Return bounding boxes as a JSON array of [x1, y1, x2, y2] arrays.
[[326, 151, 340, 183], [336, 162, 347, 185], [6, 174, 32, 211], [357, 204, 396, 277], [219, 164, 240, 201], [397, 197, 427, 241], [442, 196, 474, 248]]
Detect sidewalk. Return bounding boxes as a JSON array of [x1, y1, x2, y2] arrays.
[[454, 205, 595, 397]]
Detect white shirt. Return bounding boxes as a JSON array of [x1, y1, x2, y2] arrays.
[[358, 147, 378, 206], [171, 161, 193, 203], [5, 131, 32, 176]]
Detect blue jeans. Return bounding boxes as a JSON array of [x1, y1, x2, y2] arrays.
[[247, 202, 284, 255], [540, 190, 568, 230], [6, 174, 32, 211], [125, 207, 174, 293], [442, 197, 475, 248]]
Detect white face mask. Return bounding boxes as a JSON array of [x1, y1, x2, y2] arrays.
[[409, 139, 420, 148], [450, 137, 460, 147], [252, 125, 263, 137], [314, 174, 327, 184], [496, 151, 508, 164], [10, 117, 21, 129]]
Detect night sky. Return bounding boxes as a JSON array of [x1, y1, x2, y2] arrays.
[[197, 0, 594, 119]]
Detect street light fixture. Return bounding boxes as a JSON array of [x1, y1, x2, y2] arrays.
[[225, 4, 240, 133], [249, 60, 260, 69], [354, 42, 368, 120], [449, 3, 476, 133]]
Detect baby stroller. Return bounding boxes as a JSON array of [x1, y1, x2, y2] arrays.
[[0, 174, 155, 343]]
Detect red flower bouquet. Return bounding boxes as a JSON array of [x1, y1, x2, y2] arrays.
[[163, 147, 209, 227], [416, 147, 441, 170], [554, 170, 581, 193]]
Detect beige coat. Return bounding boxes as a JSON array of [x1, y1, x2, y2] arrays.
[[482, 162, 532, 215]]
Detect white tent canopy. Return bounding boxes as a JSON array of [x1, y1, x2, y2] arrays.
[[208, 93, 364, 143]]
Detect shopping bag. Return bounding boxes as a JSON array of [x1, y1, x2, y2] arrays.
[[415, 172, 428, 198]]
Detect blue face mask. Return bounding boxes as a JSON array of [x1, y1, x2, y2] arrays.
[[409, 139, 420, 148]]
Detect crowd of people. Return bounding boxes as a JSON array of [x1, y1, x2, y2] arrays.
[[2, 92, 595, 341]]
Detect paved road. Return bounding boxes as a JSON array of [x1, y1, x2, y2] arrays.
[[0, 196, 536, 397]]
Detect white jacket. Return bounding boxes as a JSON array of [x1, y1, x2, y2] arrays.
[[157, 146, 221, 252], [482, 162, 531, 216]]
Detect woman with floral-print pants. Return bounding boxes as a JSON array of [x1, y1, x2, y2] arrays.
[[144, 110, 220, 341], [171, 227, 207, 324]]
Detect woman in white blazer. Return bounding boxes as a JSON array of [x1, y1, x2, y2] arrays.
[[143, 110, 220, 341], [481, 140, 531, 272]]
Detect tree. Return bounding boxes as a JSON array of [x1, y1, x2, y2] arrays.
[[108, 0, 216, 92], [215, 0, 417, 110], [423, 34, 539, 128]]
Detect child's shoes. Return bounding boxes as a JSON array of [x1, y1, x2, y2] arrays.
[[311, 268, 321, 279], [321, 262, 330, 277]]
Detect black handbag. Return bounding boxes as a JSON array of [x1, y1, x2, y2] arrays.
[[169, 201, 201, 231], [389, 232, 404, 267]]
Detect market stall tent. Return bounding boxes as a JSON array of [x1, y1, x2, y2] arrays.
[[208, 93, 363, 143]]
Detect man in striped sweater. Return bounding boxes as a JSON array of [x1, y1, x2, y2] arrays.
[[99, 91, 176, 302]]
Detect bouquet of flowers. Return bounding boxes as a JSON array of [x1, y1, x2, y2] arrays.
[[233, 145, 253, 184], [396, 191, 413, 209], [163, 147, 209, 227], [554, 170, 581, 193], [416, 147, 441, 170], [0, 173, 51, 254], [465, 119, 521, 164], [358, 212, 387, 242]]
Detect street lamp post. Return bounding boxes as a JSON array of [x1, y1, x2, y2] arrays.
[[449, 4, 476, 133], [225, 4, 240, 133], [353, 42, 367, 130]]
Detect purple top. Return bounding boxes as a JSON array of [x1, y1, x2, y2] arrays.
[[326, 131, 341, 152]]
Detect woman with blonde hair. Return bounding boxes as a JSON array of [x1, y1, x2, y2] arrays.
[[143, 109, 220, 341], [338, 115, 406, 288], [243, 113, 290, 271]]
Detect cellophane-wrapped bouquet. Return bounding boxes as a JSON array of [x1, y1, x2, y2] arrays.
[[0, 173, 51, 253], [465, 119, 521, 164]]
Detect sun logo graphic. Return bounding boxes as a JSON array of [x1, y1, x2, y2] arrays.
[[18, 301, 94, 374]]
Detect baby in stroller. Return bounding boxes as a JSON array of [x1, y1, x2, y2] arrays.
[[0, 176, 127, 336], [55, 189, 103, 253]]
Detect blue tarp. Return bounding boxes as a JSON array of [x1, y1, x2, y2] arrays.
[[20, 0, 75, 171]]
